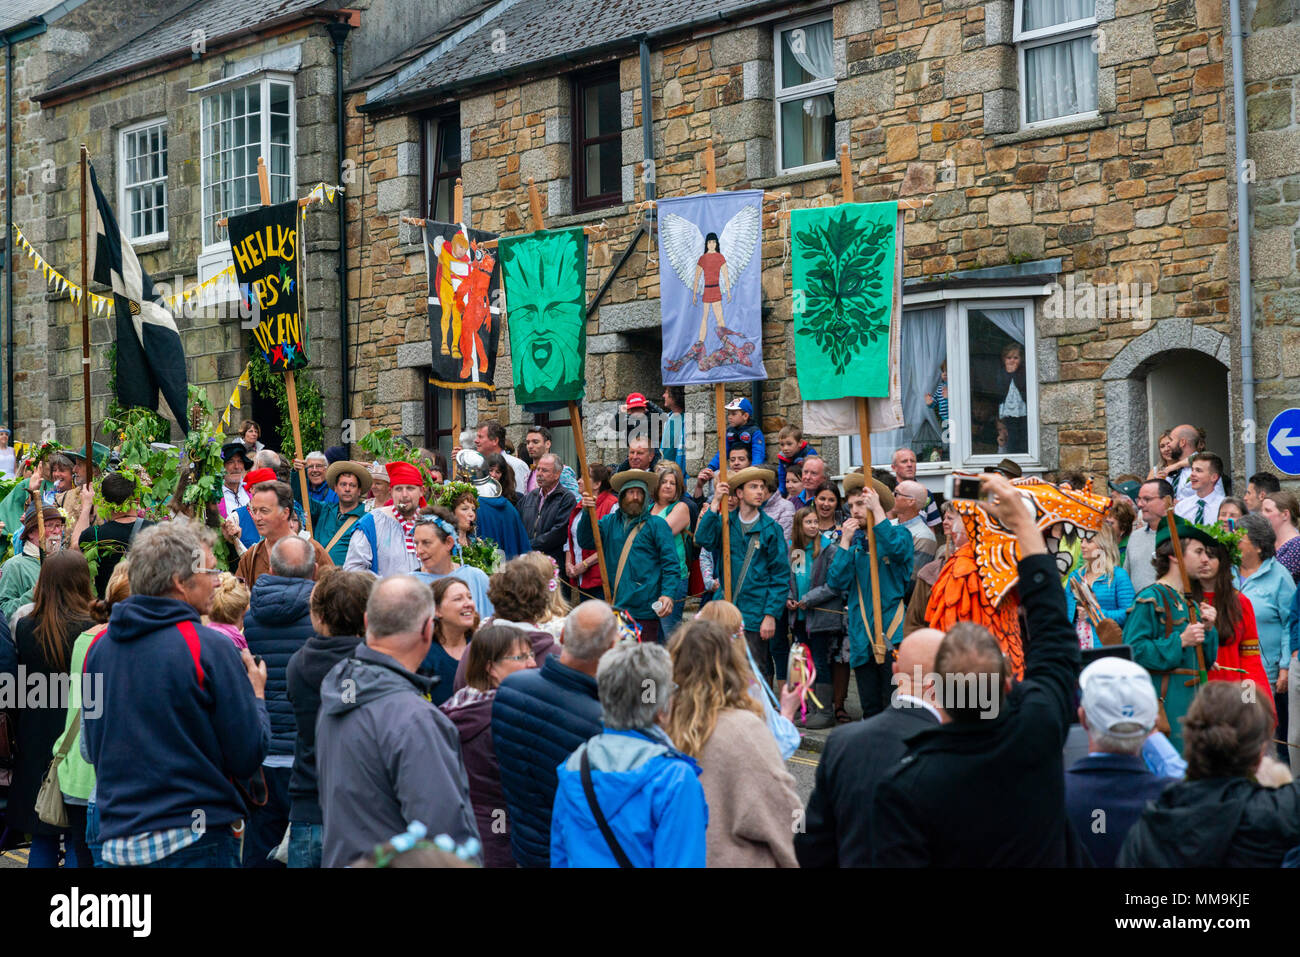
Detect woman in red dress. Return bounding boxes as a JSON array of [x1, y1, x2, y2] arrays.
[[1197, 538, 1276, 724]]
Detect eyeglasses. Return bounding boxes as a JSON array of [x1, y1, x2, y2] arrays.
[[499, 652, 536, 662], [194, 567, 223, 576]]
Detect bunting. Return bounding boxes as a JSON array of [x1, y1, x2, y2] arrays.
[[219, 363, 253, 429]]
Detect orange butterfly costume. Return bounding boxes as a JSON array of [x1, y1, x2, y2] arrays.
[[925, 477, 1112, 678]]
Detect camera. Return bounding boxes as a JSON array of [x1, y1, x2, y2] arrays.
[[944, 471, 984, 502]]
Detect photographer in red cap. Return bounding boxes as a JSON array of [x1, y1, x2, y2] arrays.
[[344, 461, 426, 576]]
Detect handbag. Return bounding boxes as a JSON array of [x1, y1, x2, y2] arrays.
[[35, 708, 80, 828], [0, 709, 15, 789]]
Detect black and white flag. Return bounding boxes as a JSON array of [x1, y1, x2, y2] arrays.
[[87, 162, 189, 432]]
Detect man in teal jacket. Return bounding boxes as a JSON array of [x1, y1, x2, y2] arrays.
[[694, 466, 790, 684], [578, 469, 679, 644], [828, 471, 914, 720]]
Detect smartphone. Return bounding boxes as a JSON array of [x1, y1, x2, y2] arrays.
[[944, 471, 984, 502]]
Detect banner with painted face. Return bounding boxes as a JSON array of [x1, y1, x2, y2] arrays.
[[227, 200, 308, 371], [658, 189, 765, 385], [423, 222, 501, 391], [790, 201, 896, 400], [499, 226, 588, 410]]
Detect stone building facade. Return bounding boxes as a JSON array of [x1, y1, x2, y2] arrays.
[[346, 0, 1281, 489], [4, 0, 463, 451]]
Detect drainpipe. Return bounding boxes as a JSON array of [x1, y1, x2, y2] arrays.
[[1229, 0, 1255, 477], [5, 36, 13, 432], [327, 19, 353, 456], [639, 39, 654, 210]]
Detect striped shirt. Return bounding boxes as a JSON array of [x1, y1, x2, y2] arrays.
[[101, 826, 205, 866]]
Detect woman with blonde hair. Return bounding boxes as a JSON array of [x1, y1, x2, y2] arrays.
[[1064, 524, 1135, 649], [696, 600, 802, 759], [515, 550, 570, 638], [666, 619, 801, 867], [207, 573, 250, 649]]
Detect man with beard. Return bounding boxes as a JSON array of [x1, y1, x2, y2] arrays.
[[311, 461, 372, 566], [0, 504, 65, 619], [236, 481, 334, 587], [344, 462, 426, 576], [577, 470, 679, 644]]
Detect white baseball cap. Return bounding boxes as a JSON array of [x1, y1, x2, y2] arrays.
[[1079, 656, 1158, 738]]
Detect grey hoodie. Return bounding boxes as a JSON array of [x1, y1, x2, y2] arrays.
[[316, 643, 480, 867]]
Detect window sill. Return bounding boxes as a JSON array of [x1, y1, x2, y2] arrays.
[[130, 238, 170, 256], [753, 163, 839, 190], [991, 114, 1107, 146], [551, 203, 628, 228]]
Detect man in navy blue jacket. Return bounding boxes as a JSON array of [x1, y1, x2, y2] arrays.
[[1065, 656, 1179, 867], [241, 535, 320, 867], [492, 600, 617, 867], [85, 519, 269, 868]]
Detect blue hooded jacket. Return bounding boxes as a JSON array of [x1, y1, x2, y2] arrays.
[[551, 727, 707, 868], [476, 495, 531, 559], [243, 575, 317, 757], [83, 595, 270, 842]]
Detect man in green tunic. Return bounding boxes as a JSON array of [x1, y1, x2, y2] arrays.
[[0, 505, 65, 620], [1122, 516, 1220, 754]]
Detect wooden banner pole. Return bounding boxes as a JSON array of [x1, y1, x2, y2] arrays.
[[701, 139, 732, 603], [839, 142, 853, 203], [857, 396, 886, 662], [454, 177, 464, 223], [570, 400, 612, 603], [79, 145, 94, 488], [1163, 496, 1208, 684]]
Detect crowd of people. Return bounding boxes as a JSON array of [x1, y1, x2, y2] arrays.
[[1, 403, 1299, 869]]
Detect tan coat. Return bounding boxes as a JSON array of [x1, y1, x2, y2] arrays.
[[697, 708, 801, 868]]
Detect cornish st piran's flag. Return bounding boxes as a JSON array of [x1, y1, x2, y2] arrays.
[[87, 162, 190, 432]]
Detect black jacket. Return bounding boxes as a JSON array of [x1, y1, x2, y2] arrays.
[[870, 552, 1089, 866], [285, 632, 364, 824], [1118, 777, 1300, 868], [795, 702, 939, 868], [519, 484, 577, 567]]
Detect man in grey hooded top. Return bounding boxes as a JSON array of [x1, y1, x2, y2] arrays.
[[316, 574, 479, 867]]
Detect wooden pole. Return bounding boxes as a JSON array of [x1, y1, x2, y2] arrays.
[[527, 177, 544, 233], [839, 142, 853, 203], [454, 177, 464, 223], [701, 139, 732, 602], [570, 400, 612, 603], [1163, 497, 1208, 684], [79, 146, 93, 491], [857, 396, 887, 663]]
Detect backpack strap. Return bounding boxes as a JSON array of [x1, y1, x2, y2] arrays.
[[580, 747, 635, 868], [83, 625, 109, 672], [176, 620, 206, 691]]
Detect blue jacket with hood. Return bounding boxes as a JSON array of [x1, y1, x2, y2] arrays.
[[83, 595, 270, 842], [551, 726, 707, 868], [316, 643, 479, 868], [243, 574, 317, 757], [475, 495, 531, 559]]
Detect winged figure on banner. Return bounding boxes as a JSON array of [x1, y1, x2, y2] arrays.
[[661, 203, 761, 373]]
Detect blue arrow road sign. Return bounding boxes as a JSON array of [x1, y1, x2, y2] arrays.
[[1266, 409, 1300, 475]]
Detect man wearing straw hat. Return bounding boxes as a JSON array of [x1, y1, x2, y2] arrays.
[[0, 504, 64, 619], [827, 470, 914, 720], [695, 466, 790, 684], [578, 469, 680, 645], [311, 461, 372, 566]]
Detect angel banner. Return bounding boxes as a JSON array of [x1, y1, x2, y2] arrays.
[[423, 222, 501, 391], [499, 226, 588, 410], [790, 201, 896, 400], [658, 189, 765, 384]]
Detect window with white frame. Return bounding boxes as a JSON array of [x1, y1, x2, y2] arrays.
[[1014, 0, 1099, 128], [200, 76, 294, 248], [774, 16, 837, 174], [119, 119, 168, 243], [843, 299, 1038, 471]]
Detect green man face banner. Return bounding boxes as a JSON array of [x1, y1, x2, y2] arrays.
[[499, 227, 588, 410]]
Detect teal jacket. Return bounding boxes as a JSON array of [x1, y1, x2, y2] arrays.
[[694, 507, 790, 633], [827, 519, 914, 667], [577, 507, 681, 620]]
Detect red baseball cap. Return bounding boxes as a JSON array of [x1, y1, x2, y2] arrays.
[[386, 461, 424, 488], [243, 467, 279, 492], [624, 392, 648, 411]]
